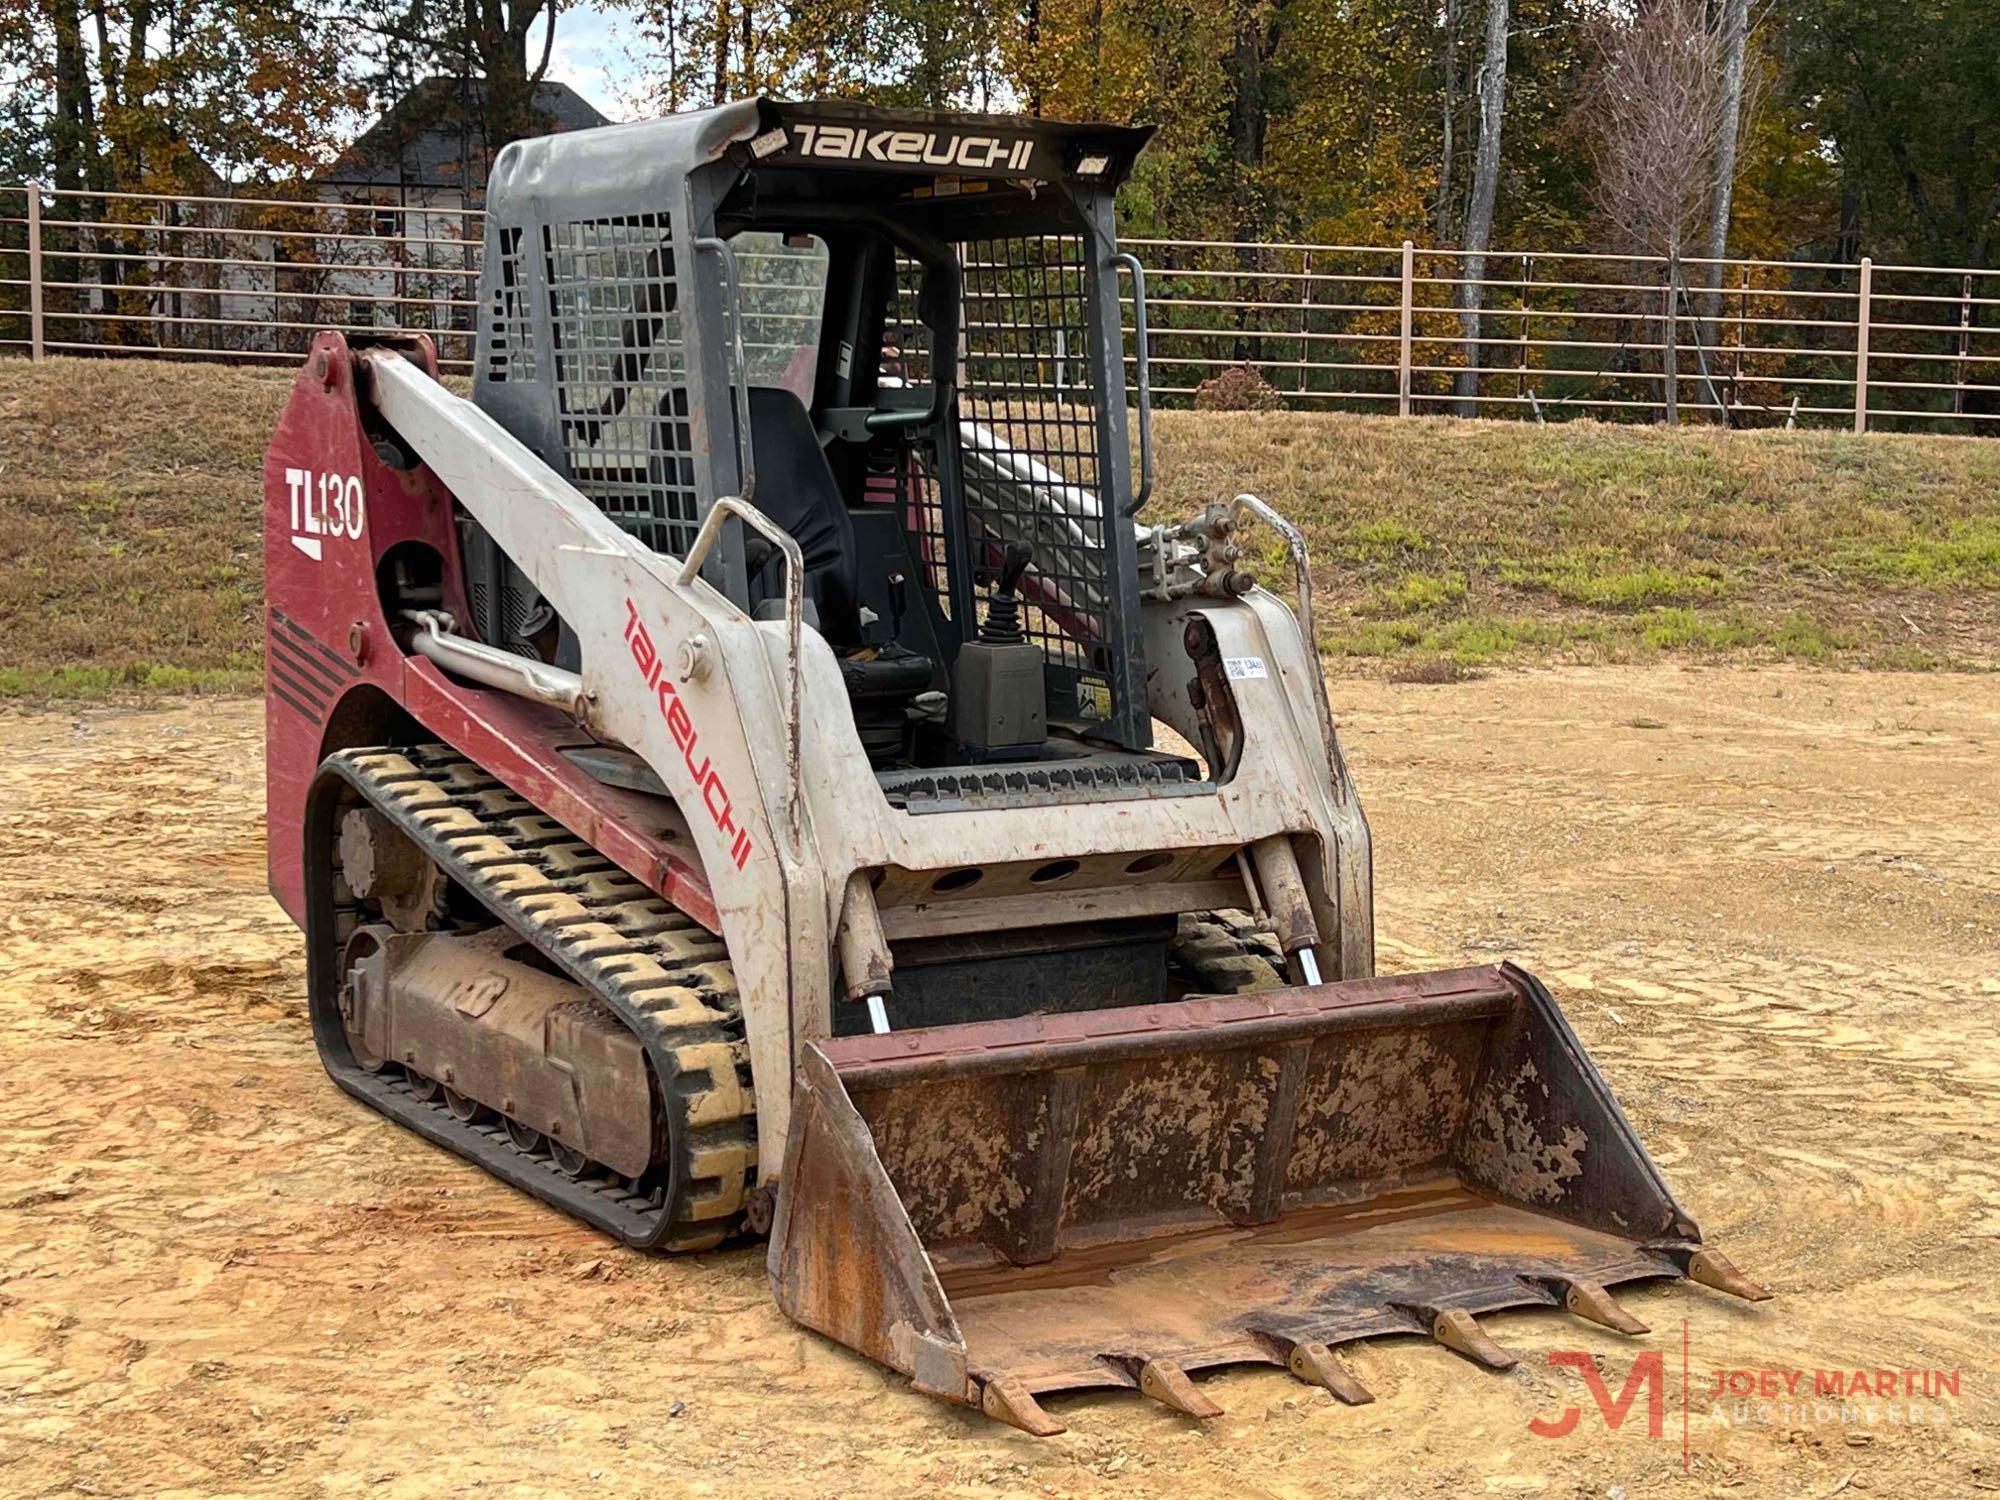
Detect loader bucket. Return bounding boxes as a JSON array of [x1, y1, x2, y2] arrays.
[[768, 962, 1766, 1432]]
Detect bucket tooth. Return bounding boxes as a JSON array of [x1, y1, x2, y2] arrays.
[[1685, 1247, 1772, 1302], [1284, 1340, 1375, 1405], [979, 1375, 1066, 1438], [1426, 1309, 1519, 1371], [1554, 1278, 1650, 1336], [1133, 1358, 1224, 1420]]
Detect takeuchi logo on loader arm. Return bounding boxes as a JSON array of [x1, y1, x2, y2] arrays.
[[623, 598, 754, 870]]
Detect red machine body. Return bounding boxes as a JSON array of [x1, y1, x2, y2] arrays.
[[261, 332, 717, 934]]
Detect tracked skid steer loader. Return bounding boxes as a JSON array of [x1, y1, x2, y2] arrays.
[[264, 98, 1767, 1434]]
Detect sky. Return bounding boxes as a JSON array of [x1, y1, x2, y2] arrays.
[[542, 2, 646, 120]]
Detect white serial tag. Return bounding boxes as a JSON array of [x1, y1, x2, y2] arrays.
[[1224, 656, 1269, 680]]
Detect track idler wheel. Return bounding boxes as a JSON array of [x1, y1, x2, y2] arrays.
[[506, 1119, 546, 1155], [442, 1086, 492, 1124], [337, 928, 388, 1072]]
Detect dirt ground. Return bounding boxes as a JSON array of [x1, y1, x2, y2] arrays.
[[0, 665, 1993, 1499]]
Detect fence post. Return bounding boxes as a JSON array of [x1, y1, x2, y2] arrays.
[[1517, 252, 1531, 402], [1854, 256, 1873, 433], [1662, 261, 1679, 426], [1296, 249, 1313, 394], [1397, 239, 1414, 416], [26, 182, 44, 361], [1734, 265, 1747, 398], [1955, 272, 1973, 417]]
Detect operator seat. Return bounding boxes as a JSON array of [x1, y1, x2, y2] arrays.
[[743, 385, 862, 645]]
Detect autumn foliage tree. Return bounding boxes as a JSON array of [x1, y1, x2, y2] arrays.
[[625, 0, 1011, 113], [0, 0, 1992, 288], [0, 0, 361, 190]]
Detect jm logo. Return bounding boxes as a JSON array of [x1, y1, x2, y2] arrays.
[[1530, 1351, 1667, 1440]]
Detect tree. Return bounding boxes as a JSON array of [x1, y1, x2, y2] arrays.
[[356, 0, 563, 153], [1017, 0, 1236, 234], [1222, 0, 1284, 243], [46, 0, 100, 191], [1434, 0, 1464, 239], [1453, 0, 1508, 414], [1702, 0, 1750, 298], [1582, 0, 1757, 421], [1780, 0, 2000, 267], [0, 0, 362, 354], [626, 0, 1010, 115], [0, 0, 361, 188], [1583, 0, 1734, 262]]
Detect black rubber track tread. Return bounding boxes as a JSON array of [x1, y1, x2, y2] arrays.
[[1169, 909, 1290, 993], [310, 745, 755, 1251]]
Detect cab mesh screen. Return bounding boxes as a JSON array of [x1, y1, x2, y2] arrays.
[[880, 255, 954, 619], [958, 235, 1112, 677], [542, 213, 699, 558]]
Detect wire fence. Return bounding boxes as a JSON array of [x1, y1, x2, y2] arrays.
[[4, 183, 1998, 433]]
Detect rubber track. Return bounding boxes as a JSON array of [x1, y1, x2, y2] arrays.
[[314, 745, 755, 1251], [1171, 909, 1289, 994]]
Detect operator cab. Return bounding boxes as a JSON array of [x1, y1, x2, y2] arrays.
[[469, 99, 1190, 790]]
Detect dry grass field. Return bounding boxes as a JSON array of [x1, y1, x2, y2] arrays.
[[0, 360, 293, 696], [2, 357, 1997, 698], [1157, 408, 2000, 673]]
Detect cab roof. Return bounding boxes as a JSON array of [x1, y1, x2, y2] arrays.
[[485, 97, 1154, 234]]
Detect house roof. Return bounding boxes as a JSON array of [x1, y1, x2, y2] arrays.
[[318, 77, 611, 195]]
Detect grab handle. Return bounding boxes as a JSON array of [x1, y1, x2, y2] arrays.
[[1111, 252, 1154, 518]]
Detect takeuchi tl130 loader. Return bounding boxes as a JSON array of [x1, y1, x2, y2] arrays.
[[263, 97, 1768, 1435]]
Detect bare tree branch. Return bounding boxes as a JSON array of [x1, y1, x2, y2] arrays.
[[1584, 0, 1734, 262], [528, 0, 557, 88]]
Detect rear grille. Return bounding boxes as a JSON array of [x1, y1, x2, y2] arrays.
[[266, 607, 355, 722], [481, 226, 536, 383]]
